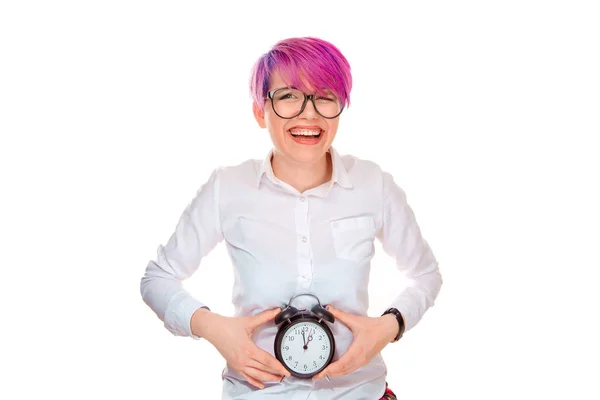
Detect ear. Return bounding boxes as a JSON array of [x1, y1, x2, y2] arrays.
[[252, 102, 267, 129]]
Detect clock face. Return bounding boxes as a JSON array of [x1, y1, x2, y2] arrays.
[[277, 319, 334, 377]]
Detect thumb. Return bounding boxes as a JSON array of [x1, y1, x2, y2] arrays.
[[326, 305, 356, 328], [247, 307, 282, 329]]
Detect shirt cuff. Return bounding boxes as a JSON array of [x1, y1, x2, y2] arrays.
[[164, 292, 208, 339], [387, 289, 425, 333]]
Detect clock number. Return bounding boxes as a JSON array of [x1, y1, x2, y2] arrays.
[[288, 336, 294, 341], [322, 345, 327, 350], [304, 364, 307, 370], [319, 335, 322, 340], [284, 346, 289, 350]]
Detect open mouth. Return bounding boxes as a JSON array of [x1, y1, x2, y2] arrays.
[[288, 128, 323, 143]]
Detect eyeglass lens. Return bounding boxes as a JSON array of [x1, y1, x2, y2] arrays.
[[271, 88, 341, 118]]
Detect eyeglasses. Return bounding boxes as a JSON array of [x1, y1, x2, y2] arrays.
[[267, 87, 344, 119]]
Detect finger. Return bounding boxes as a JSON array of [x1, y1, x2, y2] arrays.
[[313, 359, 354, 381], [313, 344, 360, 381], [242, 366, 283, 387], [252, 347, 291, 377], [246, 357, 288, 377], [326, 305, 356, 328], [240, 370, 265, 389], [247, 307, 282, 329]]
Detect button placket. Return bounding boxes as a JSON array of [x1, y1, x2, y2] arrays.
[[295, 195, 312, 286]]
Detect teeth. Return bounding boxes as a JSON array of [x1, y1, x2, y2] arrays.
[[290, 130, 321, 136]]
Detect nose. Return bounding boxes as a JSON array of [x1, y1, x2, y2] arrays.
[[298, 97, 319, 119]]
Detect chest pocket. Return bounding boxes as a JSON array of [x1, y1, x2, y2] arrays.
[[330, 216, 376, 262], [224, 216, 292, 266]]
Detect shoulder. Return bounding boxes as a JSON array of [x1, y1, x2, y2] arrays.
[[203, 157, 262, 193], [337, 151, 404, 197], [338, 151, 386, 182], [214, 158, 261, 180], [341, 152, 380, 170]]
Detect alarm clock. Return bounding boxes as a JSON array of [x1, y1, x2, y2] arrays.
[[274, 293, 335, 379]]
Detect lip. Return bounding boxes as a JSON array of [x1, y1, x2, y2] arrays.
[[288, 125, 324, 131], [287, 125, 324, 146]]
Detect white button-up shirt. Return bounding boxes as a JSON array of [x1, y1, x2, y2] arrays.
[[140, 147, 442, 400]]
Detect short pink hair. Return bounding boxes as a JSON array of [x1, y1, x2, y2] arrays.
[[250, 37, 352, 111]]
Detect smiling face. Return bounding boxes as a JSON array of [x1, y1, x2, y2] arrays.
[[253, 71, 340, 167]]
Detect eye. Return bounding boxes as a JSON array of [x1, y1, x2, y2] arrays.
[[315, 93, 338, 103], [315, 90, 338, 102], [275, 89, 302, 101], [316, 96, 334, 101]]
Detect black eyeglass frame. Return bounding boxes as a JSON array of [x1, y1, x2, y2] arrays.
[[267, 87, 344, 119]]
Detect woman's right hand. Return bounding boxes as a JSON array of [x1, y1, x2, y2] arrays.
[[191, 307, 291, 389]]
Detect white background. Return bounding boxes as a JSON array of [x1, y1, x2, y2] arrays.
[[1, 1, 599, 399]]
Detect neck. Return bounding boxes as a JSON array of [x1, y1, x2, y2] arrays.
[[271, 151, 332, 193]]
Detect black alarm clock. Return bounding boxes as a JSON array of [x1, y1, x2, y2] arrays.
[[274, 293, 335, 379]]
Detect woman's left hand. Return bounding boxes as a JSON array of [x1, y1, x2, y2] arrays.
[[312, 305, 399, 381]]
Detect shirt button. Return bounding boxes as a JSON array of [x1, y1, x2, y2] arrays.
[[301, 236, 307, 243], [300, 197, 305, 202]]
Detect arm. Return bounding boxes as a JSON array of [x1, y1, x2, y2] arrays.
[[313, 172, 443, 381], [140, 168, 223, 339], [376, 172, 442, 333]]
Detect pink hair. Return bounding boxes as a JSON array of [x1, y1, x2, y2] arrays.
[[250, 37, 352, 111]]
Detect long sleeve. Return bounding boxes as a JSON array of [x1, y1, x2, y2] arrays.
[[140, 168, 223, 338], [376, 172, 442, 332]]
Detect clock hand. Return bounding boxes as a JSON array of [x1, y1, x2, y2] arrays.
[[306, 329, 313, 347], [302, 329, 310, 351], [302, 330, 306, 347]]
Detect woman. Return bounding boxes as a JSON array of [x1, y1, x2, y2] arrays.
[[140, 36, 442, 399]]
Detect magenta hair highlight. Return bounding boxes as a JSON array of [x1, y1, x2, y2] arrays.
[[250, 37, 352, 111]]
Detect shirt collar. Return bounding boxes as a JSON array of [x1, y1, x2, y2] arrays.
[[256, 146, 353, 189]]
